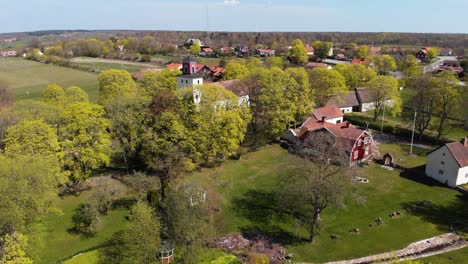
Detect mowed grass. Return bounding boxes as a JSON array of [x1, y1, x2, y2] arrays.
[[69, 61, 148, 73], [179, 144, 466, 262], [0, 58, 99, 101], [63, 250, 99, 264], [35, 179, 134, 264]]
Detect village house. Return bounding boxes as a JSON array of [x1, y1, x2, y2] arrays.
[[325, 88, 394, 113], [335, 53, 347, 60], [369, 46, 381, 55], [0, 50, 17, 57], [256, 48, 275, 57], [305, 62, 331, 70], [305, 45, 314, 56], [220, 47, 234, 55], [351, 58, 370, 65], [0, 38, 16, 43], [199, 47, 213, 57], [322, 58, 350, 66], [425, 138, 468, 187], [416, 47, 430, 61], [439, 47, 453, 56], [185, 38, 202, 47], [214, 79, 250, 106], [285, 105, 374, 166], [210, 66, 225, 80], [234, 46, 250, 57]]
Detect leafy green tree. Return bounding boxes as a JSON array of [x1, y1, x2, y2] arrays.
[[72, 203, 99, 235], [432, 71, 460, 142], [41, 83, 65, 104], [61, 102, 111, 181], [246, 58, 263, 71], [65, 86, 89, 103], [312, 41, 333, 60], [98, 69, 137, 103], [356, 45, 369, 59], [189, 42, 201, 55], [289, 39, 308, 65], [426, 47, 440, 61], [0, 155, 64, 234], [308, 67, 347, 105], [335, 64, 377, 90], [123, 202, 161, 263], [142, 69, 181, 96], [45, 45, 64, 57], [370, 55, 397, 75], [400, 55, 422, 79], [264, 56, 284, 69], [285, 67, 313, 122], [367, 75, 401, 122], [222, 63, 250, 81], [0, 232, 32, 264]]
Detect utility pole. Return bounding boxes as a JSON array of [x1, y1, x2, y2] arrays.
[[380, 95, 386, 134], [410, 109, 417, 155]]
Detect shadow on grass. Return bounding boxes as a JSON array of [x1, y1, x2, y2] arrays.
[[399, 165, 448, 187], [231, 189, 305, 245], [401, 195, 468, 233]]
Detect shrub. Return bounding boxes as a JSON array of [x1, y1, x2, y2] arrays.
[[72, 203, 99, 235]]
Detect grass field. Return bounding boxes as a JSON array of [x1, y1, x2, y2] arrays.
[[0, 58, 99, 101], [35, 178, 134, 264], [415, 247, 468, 263], [178, 144, 467, 262], [68, 61, 148, 73], [63, 250, 99, 264]]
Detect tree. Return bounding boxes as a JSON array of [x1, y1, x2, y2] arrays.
[[0, 155, 64, 234], [426, 47, 440, 61], [289, 39, 308, 65], [142, 69, 181, 96], [98, 69, 137, 103], [122, 202, 161, 263], [65, 86, 89, 103], [61, 102, 111, 181], [370, 55, 397, 75], [285, 67, 313, 122], [400, 55, 422, 79], [367, 76, 401, 122], [189, 42, 201, 55], [3, 120, 61, 158], [356, 45, 369, 59], [312, 41, 333, 60], [281, 132, 349, 242], [265, 56, 284, 69], [222, 63, 250, 81], [335, 64, 376, 90], [72, 203, 99, 235], [308, 67, 347, 105], [432, 71, 460, 142], [0, 232, 32, 264], [41, 83, 65, 104], [405, 75, 437, 141]]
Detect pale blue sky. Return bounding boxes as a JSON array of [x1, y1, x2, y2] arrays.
[[1, 0, 467, 33]]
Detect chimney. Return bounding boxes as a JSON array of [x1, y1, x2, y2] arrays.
[[461, 137, 468, 147], [321, 116, 326, 122]]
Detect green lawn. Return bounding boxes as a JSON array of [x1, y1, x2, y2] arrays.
[[0, 58, 99, 101], [63, 250, 99, 264], [178, 144, 467, 262], [35, 179, 134, 264], [415, 247, 468, 263], [68, 61, 148, 73]]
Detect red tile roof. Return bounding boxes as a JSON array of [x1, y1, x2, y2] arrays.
[[336, 54, 346, 59], [351, 59, 370, 65], [195, 64, 211, 73], [446, 141, 468, 168], [210, 66, 225, 77], [369, 46, 381, 55], [305, 62, 327, 68], [202, 47, 213, 53], [305, 45, 314, 53], [257, 49, 275, 53], [312, 105, 344, 121], [166, 63, 182, 69]]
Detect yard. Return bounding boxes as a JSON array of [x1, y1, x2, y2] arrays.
[[0, 58, 100, 101], [177, 143, 467, 262]]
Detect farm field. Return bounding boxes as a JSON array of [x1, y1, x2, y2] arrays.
[[178, 143, 467, 262], [0, 58, 99, 101]]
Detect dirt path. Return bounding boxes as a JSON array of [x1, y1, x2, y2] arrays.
[[297, 233, 467, 264]]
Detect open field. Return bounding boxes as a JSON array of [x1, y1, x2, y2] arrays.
[[178, 143, 467, 262], [68, 57, 154, 73], [63, 250, 99, 264], [0, 58, 99, 101]]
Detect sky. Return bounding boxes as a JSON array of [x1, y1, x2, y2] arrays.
[[1, 0, 468, 33]]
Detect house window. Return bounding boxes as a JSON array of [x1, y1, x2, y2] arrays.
[[441, 161, 445, 165], [439, 170, 444, 175], [197, 80, 200, 84], [354, 151, 359, 159], [181, 80, 183, 83], [358, 139, 362, 147], [465, 173, 468, 178], [365, 147, 369, 156], [185, 80, 188, 84], [443, 153, 445, 156]]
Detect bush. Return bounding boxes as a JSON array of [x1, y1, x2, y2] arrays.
[[247, 254, 269, 264]]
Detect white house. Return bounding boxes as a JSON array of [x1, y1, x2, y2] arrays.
[[425, 138, 468, 187], [311, 105, 344, 124]]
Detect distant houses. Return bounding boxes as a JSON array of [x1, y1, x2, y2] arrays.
[[426, 138, 468, 187], [0, 38, 16, 43], [0, 50, 17, 57], [285, 105, 374, 166], [416, 47, 430, 61], [439, 47, 453, 56], [256, 48, 275, 57]]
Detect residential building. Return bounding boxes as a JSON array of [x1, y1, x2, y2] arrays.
[[305, 62, 331, 69], [256, 48, 275, 57], [305, 45, 314, 56], [166, 63, 183, 70], [185, 38, 202, 47], [351, 58, 370, 65], [416, 47, 430, 61], [220, 47, 234, 55], [439, 47, 453, 56], [210, 66, 225, 80], [369, 46, 381, 55], [322, 59, 350, 65], [325, 88, 394, 113], [285, 105, 374, 166], [199, 47, 213, 57], [234, 46, 250, 56], [425, 138, 468, 187], [215, 79, 250, 106], [0, 50, 17, 57]]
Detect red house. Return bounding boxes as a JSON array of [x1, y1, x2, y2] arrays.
[[286, 105, 374, 166]]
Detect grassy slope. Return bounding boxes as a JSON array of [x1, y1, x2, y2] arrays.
[[35, 180, 133, 264], [179, 144, 466, 262], [0, 58, 99, 101], [414, 247, 468, 263], [63, 250, 99, 264]]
